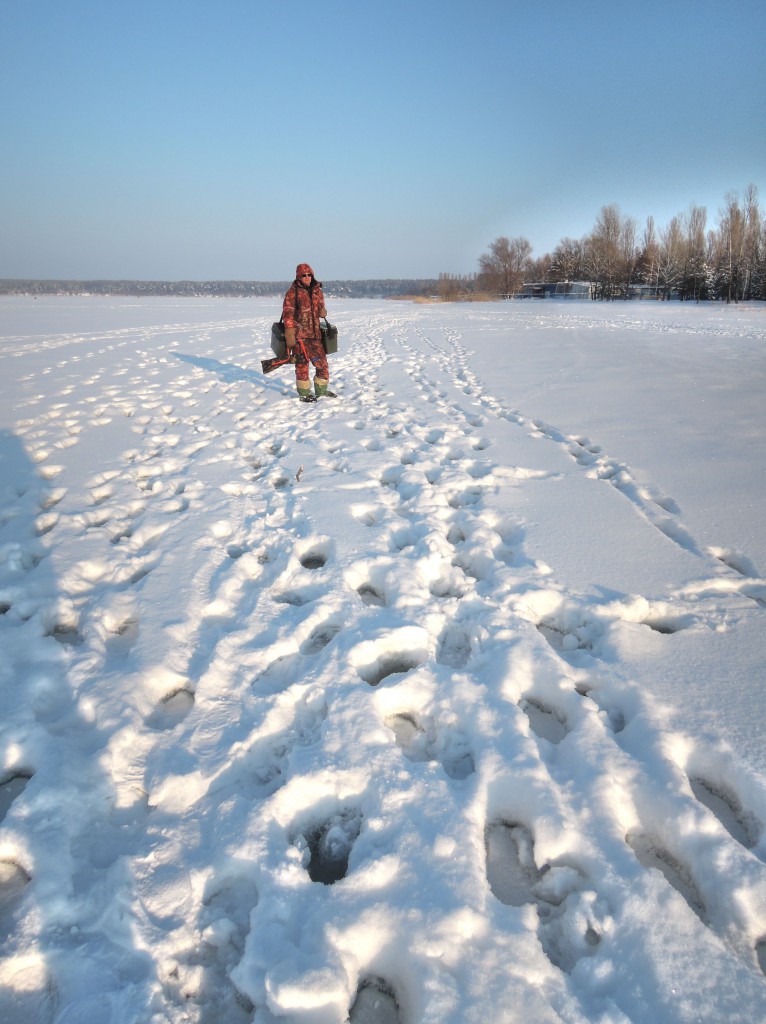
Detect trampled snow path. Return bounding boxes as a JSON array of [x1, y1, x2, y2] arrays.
[[1, 297, 765, 1023]]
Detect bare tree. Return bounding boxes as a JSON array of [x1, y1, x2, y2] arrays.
[[682, 205, 708, 301], [637, 216, 660, 294], [714, 191, 750, 302], [437, 272, 478, 300], [657, 215, 685, 299], [549, 237, 586, 283], [742, 184, 762, 300], [525, 254, 551, 283], [472, 184, 764, 302], [754, 216, 766, 300], [478, 236, 533, 296], [584, 205, 625, 299], [618, 214, 639, 297]]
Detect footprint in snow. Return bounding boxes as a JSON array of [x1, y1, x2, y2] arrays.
[[124, 558, 155, 587], [300, 620, 342, 655], [688, 776, 763, 853], [358, 652, 424, 688], [107, 524, 133, 548], [520, 697, 570, 745], [211, 690, 328, 802], [273, 583, 323, 607], [295, 807, 363, 885], [146, 686, 195, 730], [90, 483, 114, 506], [390, 522, 428, 552], [428, 570, 468, 600], [641, 613, 695, 635], [202, 873, 258, 953], [225, 542, 247, 560], [348, 977, 402, 1024], [34, 512, 58, 536], [757, 938, 766, 978], [0, 859, 32, 930], [356, 582, 387, 607], [485, 821, 543, 908], [536, 610, 602, 657], [46, 619, 85, 647], [161, 873, 259, 1023], [270, 470, 291, 491], [436, 621, 474, 670], [0, 956, 56, 1024], [650, 493, 682, 515], [448, 485, 484, 510], [388, 711, 475, 780], [253, 651, 305, 695], [298, 539, 332, 570], [38, 487, 67, 511], [0, 772, 34, 825], [351, 630, 429, 687], [626, 831, 707, 923], [575, 682, 627, 734], [351, 502, 388, 528], [567, 437, 602, 466], [485, 820, 603, 973], [709, 546, 760, 579], [78, 509, 111, 531], [708, 547, 766, 607]]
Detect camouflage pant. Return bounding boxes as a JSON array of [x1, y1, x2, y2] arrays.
[[294, 337, 329, 383]]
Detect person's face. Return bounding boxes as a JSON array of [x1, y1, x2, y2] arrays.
[[300, 273, 311, 283]]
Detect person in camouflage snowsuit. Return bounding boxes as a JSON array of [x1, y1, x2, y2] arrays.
[[282, 263, 330, 402]]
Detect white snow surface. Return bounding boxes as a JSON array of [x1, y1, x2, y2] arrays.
[[1, 296, 765, 1024]]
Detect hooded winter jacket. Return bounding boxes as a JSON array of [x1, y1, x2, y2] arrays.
[[283, 263, 327, 346]]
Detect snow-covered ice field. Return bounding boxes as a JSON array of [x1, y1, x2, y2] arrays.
[[1, 296, 765, 1024]]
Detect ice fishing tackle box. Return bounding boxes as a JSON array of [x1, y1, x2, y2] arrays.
[[270, 318, 338, 357], [270, 320, 287, 358], [320, 318, 338, 354]]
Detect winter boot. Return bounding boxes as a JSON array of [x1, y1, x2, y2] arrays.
[[314, 380, 336, 398], [297, 385, 316, 403]]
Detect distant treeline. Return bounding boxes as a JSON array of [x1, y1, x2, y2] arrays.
[[0, 279, 438, 299], [448, 184, 766, 302]]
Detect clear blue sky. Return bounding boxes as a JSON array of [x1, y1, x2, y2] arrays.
[[2, 0, 764, 281]]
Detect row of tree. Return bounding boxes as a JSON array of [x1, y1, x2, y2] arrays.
[[462, 185, 765, 301], [0, 279, 440, 299]]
